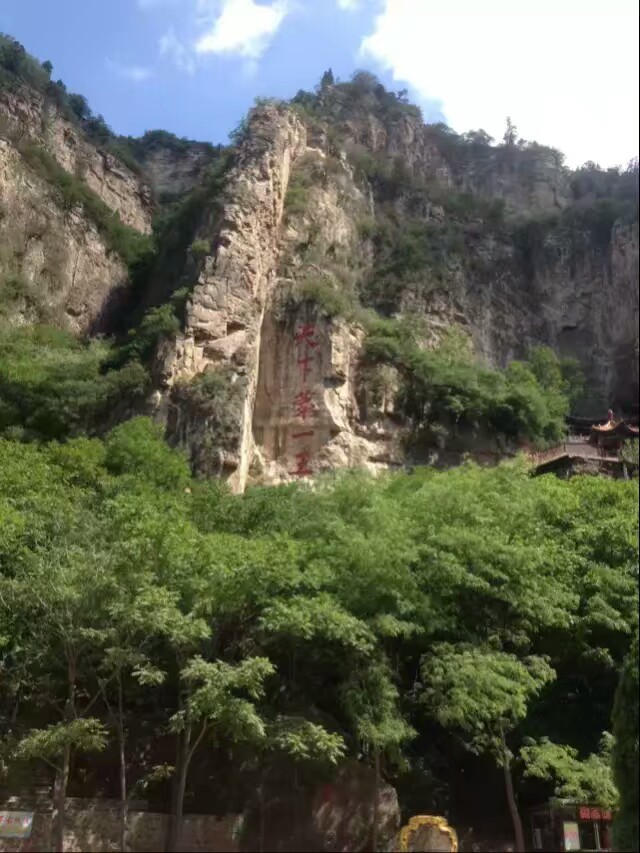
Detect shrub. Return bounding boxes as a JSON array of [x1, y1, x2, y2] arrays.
[[190, 239, 210, 258], [110, 304, 181, 369], [363, 320, 569, 446], [0, 324, 149, 440], [0, 273, 35, 315], [105, 416, 190, 488], [171, 366, 247, 458]]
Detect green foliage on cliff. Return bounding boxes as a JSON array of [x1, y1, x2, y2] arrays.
[[364, 320, 574, 446], [0, 325, 149, 440], [292, 69, 422, 127], [18, 142, 153, 269], [0, 33, 50, 91], [119, 129, 219, 160], [0, 34, 145, 173]]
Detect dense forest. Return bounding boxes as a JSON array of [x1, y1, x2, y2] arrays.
[[0, 418, 637, 850]]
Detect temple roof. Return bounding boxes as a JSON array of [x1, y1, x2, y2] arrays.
[[590, 420, 640, 437]]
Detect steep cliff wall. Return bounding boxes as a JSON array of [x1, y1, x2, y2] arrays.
[[135, 138, 217, 200], [0, 138, 128, 333], [149, 96, 637, 489], [403, 220, 639, 413], [1, 66, 635, 489], [0, 86, 152, 233], [154, 106, 308, 491]]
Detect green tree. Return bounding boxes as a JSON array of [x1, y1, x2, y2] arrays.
[[67, 92, 92, 121], [41, 59, 53, 75], [520, 734, 617, 805], [1, 493, 114, 851], [612, 633, 639, 852], [167, 656, 274, 851], [421, 645, 555, 853], [319, 68, 335, 90]]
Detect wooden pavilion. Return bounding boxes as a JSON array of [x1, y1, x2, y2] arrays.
[[588, 420, 639, 455]]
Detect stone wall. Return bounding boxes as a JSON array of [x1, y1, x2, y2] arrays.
[[0, 797, 239, 853]]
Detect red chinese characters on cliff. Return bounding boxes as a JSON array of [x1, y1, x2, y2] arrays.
[[294, 324, 319, 350], [290, 323, 318, 477], [293, 390, 314, 422]]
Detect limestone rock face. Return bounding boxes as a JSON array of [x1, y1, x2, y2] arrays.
[[135, 141, 217, 199], [156, 106, 308, 491], [0, 86, 152, 233], [339, 110, 568, 213], [447, 221, 639, 412], [0, 139, 128, 334], [252, 307, 402, 487], [152, 102, 637, 489]]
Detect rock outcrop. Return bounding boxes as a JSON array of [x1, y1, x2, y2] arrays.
[[0, 86, 152, 233], [155, 106, 308, 491], [0, 138, 128, 333], [146, 98, 638, 489]]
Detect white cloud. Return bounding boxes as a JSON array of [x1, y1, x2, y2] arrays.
[[195, 0, 289, 60], [159, 27, 197, 74], [106, 59, 154, 82], [361, 0, 639, 168], [337, 0, 361, 9]]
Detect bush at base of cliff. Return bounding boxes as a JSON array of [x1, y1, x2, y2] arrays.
[[0, 324, 149, 440], [364, 321, 572, 447]]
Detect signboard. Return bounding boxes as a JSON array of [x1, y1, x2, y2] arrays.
[[0, 811, 34, 839], [563, 821, 581, 852], [579, 805, 613, 821]]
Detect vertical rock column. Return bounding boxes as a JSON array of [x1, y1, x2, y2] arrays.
[[158, 107, 307, 492]]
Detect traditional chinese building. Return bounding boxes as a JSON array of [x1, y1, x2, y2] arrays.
[[528, 800, 614, 852], [588, 419, 639, 455]]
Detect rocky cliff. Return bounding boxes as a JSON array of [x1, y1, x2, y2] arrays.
[[0, 85, 152, 233], [0, 137, 129, 333], [0, 59, 637, 489], [146, 84, 637, 489], [130, 132, 219, 201]]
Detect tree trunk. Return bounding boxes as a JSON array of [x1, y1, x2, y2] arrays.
[[117, 672, 128, 853], [371, 748, 380, 853], [52, 744, 70, 853], [500, 733, 526, 853], [52, 653, 77, 853], [166, 720, 191, 853]]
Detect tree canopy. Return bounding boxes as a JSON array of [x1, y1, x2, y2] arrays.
[[0, 419, 636, 848]]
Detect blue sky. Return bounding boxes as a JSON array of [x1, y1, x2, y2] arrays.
[[1, 0, 638, 167], [0, 0, 443, 144]]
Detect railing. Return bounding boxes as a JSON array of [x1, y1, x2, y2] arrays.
[[527, 436, 621, 466]]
